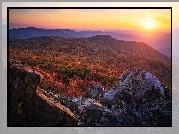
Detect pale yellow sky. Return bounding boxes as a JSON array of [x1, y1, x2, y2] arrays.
[[8, 9, 171, 32], [2, 2, 179, 30]]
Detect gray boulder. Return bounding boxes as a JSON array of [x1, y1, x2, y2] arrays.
[[102, 69, 171, 126]]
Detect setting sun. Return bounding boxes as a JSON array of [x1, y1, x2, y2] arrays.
[[146, 22, 153, 29], [9, 9, 171, 32]]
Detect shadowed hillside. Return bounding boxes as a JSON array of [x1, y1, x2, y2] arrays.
[[8, 62, 79, 126]]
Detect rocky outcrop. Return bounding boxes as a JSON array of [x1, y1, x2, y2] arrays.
[[75, 81, 105, 101], [88, 84, 104, 101], [8, 61, 78, 126], [102, 69, 171, 126], [8, 61, 171, 126]]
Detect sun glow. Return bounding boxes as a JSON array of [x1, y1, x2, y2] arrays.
[[9, 9, 170, 32], [145, 22, 153, 29]]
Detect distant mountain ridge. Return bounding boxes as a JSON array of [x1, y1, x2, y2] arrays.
[[9, 35, 170, 64], [87, 35, 170, 64], [9, 27, 75, 39], [9, 27, 171, 57]]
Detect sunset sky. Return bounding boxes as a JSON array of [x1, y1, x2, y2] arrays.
[[9, 8, 171, 32]]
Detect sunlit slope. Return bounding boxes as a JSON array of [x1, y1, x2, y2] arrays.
[[9, 36, 171, 91]]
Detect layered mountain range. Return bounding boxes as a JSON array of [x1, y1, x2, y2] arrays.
[[9, 27, 171, 57]]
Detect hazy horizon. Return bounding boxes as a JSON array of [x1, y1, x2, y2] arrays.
[[7, 25, 171, 35], [8, 9, 171, 33]]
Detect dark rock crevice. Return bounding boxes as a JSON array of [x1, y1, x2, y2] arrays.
[[8, 62, 78, 126]]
